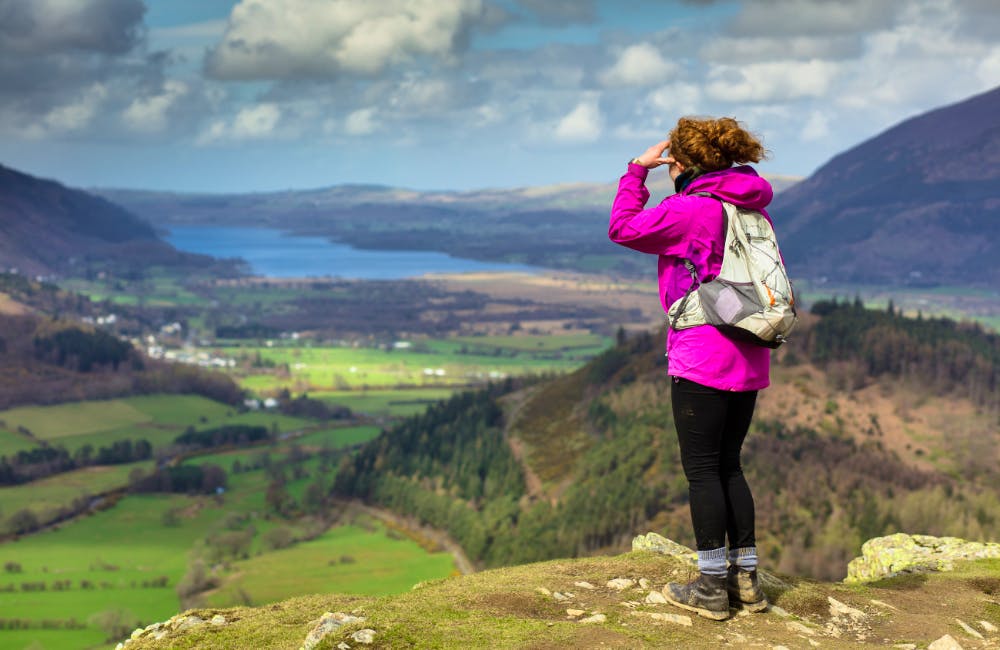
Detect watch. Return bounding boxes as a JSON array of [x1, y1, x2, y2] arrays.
[[629, 158, 643, 167]]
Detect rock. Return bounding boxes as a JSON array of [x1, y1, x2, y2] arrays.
[[631, 533, 698, 565], [621, 601, 640, 609], [768, 605, 791, 618], [772, 646, 791, 650], [566, 609, 585, 618], [553, 591, 571, 601], [644, 590, 668, 605], [210, 615, 227, 626], [130, 627, 145, 640], [955, 619, 984, 640], [892, 645, 917, 650], [786, 621, 815, 636], [928, 634, 965, 650], [337, 644, 351, 650], [640, 612, 692, 626], [536, 587, 551, 596], [351, 629, 376, 644], [980, 620, 998, 633], [174, 616, 204, 631], [638, 578, 651, 589], [606, 578, 635, 590], [579, 613, 606, 624], [845, 533, 1000, 584], [116, 644, 124, 650], [573, 581, 596, 590], [828, 597, 865, 619], [301, 612, 366, 650]]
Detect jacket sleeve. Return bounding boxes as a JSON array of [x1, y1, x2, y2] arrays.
[[608, 163, 694, 257]]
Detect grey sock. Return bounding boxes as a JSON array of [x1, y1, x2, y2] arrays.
[[697, 547, 728, 577], [729, 546, 758, 571]]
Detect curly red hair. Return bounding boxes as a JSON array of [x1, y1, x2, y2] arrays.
[[669, 117, 767, 172]]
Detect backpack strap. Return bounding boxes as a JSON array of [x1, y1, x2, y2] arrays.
[[669, 191, 727, 331]]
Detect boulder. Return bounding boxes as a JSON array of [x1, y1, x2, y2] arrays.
[[845, 533, 1000, 584], [631, 533, 697, 565]]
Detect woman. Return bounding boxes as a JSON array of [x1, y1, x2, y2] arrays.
[[608, 116, 772, 620]]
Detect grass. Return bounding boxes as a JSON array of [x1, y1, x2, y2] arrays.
[[0, 395, 311, 454], [231, 339, 601, 394], [0, 461, 155, 523], [206, 523, 456, 607], [0, 449, 455, 650], [313, 388, 454, 417], [0, 429, 38, 455]]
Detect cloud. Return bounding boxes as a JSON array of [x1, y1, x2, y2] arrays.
[[554, 97, 602, 142], [706, 59, 840, 103], [25, 83, 109, 137], [198, 103, 282, 144], [122, 81, 189, 133], [0, 0, 146, 56], [648, 83, 703, 117], [344, 108, 377, 135], [800, 110, 830, 141], [205, 0, 489, 81], [600, 43, 679, 87]]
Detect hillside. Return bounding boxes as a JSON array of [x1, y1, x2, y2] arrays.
[[115, 536, 1000, 649], [0, 164, 227, 276], [771, 84, 1000, 286], [332, 302, 1000, 581]]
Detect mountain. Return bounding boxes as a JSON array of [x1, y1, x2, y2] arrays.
[[772, 85, 1000, 286], [0, 164, 222, 276]]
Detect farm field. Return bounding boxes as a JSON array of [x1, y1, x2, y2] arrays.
[[0, 394, 312, 454], [311, 388, 454, 418], [205, 523, 455, 607], [0, 438, 454, 650], [230, 333, 610, 394], [0, 461, 155, 526]]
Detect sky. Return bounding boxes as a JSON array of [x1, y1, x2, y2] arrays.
[[1, 0, 998, 193]]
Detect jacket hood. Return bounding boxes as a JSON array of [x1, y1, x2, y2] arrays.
[[684, 165, 772, 211]]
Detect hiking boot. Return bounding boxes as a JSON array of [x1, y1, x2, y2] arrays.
[[726, 566, 768, 612], [663, 572, 730, 620]]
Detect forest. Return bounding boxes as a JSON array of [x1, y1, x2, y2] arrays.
[[332, 302, 1000, 579]]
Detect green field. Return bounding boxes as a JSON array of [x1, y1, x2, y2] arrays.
[[206, 523, 455, 607], [233, 336, 606, 394], [313, 388, 454, 417], [0, 443, 454, 650], [0, 461, 155, 525], [0, 395, 311, 454], [0, 429, 38, 455]]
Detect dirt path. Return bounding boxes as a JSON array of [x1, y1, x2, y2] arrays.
[[499, 388, 546, 500]]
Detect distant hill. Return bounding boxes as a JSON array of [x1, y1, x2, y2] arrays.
[[772, 85, 1000, 287], [0, 164, 224, 276], [99, 175, 801, 278]]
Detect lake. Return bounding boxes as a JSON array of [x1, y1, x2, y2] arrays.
[[165, 226, 539, 279]]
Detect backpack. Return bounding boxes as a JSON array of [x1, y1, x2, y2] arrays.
[[667, 193, 797, 348]]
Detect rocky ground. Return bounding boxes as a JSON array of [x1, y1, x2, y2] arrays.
[[118, 534, 999, 649]]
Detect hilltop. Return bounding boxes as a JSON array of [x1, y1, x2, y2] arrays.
[[118, 533, 1000, 649]]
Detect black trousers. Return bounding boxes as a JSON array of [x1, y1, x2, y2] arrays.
[[671, 376, 758, 552]]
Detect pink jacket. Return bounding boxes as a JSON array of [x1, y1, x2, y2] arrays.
[[609, 163, 773, 391]]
